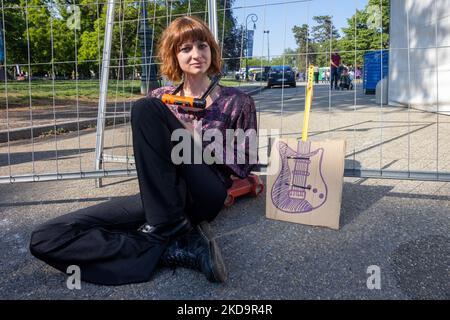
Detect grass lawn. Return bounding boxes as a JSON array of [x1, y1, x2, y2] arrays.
[[0, 79, 244, 108], [0, 80, 141, 108]]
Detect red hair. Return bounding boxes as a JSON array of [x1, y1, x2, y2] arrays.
[[158, 16, 221, 82]]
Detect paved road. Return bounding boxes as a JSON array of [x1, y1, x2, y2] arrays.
[[0, 83, 264, 142], [0, 83, 449, 299]]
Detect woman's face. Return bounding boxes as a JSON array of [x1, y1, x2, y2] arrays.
[[176, 40, 211, 77]]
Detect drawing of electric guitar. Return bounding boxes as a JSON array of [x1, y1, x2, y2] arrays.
[[271, 140, 328, 213], [270, 64, 328, 213]]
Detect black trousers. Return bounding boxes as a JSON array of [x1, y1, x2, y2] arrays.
[[331, 67, 339, 89], [29, 97, 228, 285], [314, 72, 319, 84]]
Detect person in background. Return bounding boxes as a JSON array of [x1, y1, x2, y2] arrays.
[[313, 65, 320, 84], [330, 51, 341, 90], [338, 61, 346, 79], [355, 67, 362, 83], [349, 68, 355, 82], [0, 63, 5, 82], [339, 68, 353, 90]]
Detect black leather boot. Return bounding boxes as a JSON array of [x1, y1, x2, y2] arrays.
[[138, 217, 192, 240], [160, 221, 228, 283]]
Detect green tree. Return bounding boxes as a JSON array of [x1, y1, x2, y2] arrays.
[[292, 24, 310, 53], [270, 48, 297, 67], [168, 0, 241, 72], [245, 57, 269, 68], [311, 15, 340, 67], [292, 16, 340, 69], [26, 0, 54, 74], [2, 0, 28, 68], [338, 0, 390, 66], [292, 24, 318, 70], [311, 15, 340, 44], [217, 0, 241, 72], [2, 0, 245, 79]]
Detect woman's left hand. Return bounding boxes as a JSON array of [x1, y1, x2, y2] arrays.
[[179, 113, 196, 122]]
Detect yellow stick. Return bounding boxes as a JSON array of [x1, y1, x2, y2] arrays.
[[302, 65, 315, 142]]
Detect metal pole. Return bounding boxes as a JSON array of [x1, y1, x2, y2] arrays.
[[0, 16, 5, 81], [140, 0, 158, 95], [208, 0, 218, 42], [3, 168, 450, 184], [0, 16, 4, 65], [245, 14, 258, 80], [239, 25, 243, 75], [245, 23, 248, 80], [264, 30, 270, 63], [95, 0, 116, 188], [140, 0, 149, 94]]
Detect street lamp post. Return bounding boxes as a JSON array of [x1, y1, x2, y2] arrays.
[[245, 13, 258, 80], [263, 30, 270, 64]]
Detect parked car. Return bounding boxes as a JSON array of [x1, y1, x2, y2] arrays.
[[267, 65, 296, 88], [254, 66, 271, 81]]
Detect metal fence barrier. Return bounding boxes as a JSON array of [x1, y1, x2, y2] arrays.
[[1, 0, 449, 186]]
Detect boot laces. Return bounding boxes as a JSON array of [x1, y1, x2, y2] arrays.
[[165, 250, 200, 270]]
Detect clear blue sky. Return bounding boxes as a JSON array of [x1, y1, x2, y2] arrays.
[[232, 0, 369, 57]]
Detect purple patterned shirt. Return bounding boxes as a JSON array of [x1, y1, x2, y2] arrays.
[[148, 85, 258, 185]]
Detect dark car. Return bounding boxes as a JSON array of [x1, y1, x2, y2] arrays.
[[267, 65, 296, 88], [254, 66, 271, 81]]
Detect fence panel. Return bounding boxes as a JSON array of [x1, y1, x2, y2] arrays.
[[1, 0, 449, 185]]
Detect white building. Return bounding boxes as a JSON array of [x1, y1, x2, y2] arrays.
[[388, 0, 450, 113]]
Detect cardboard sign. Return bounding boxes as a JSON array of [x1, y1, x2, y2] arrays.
[[266, 138, 346, 230]]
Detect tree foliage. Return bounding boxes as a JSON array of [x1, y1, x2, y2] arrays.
[[1, 0, 243, 78], [291, 0, 390, 71], [2, 0, 390, 77], [338, 0, 390, 66], [311, 15, 339, 44]]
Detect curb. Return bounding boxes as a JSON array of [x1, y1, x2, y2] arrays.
[[0, 116, 127, 144], [242, 85, 268, 97], [0, 86, 268, 143]]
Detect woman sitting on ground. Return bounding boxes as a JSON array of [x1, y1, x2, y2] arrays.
[[29, 15, 257, 286]]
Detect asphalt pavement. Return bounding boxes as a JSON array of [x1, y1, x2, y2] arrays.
[[0, 82, 448, 299]]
